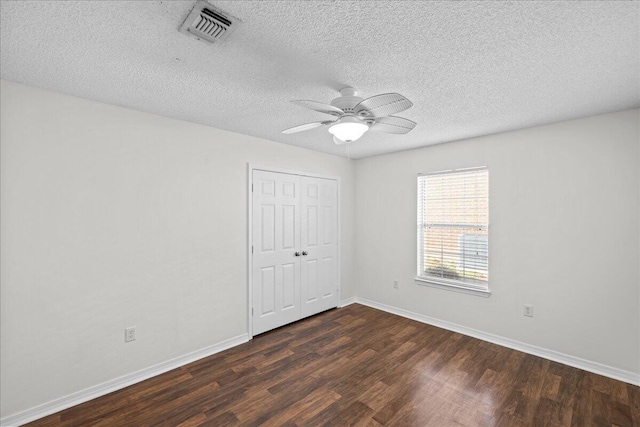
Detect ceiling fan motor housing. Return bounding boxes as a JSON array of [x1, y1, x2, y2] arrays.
[[330, 87, 363, 115]]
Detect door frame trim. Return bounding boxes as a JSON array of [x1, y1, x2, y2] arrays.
[[247, 163, 341, 339]]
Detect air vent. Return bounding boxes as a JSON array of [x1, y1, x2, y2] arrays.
[[179, 1, 240, 44]]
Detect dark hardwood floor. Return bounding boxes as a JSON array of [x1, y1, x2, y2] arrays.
[[27, 304, 640, 426]]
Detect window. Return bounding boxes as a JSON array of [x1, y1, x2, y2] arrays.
[[416, 167, 490, 296]]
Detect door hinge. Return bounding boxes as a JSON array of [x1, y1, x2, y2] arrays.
[[252, 245, 254, 253], [251, 183, 254, 192], [251, 307, 254, 316]]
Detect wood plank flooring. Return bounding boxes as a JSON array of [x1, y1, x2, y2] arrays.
[[26, 304, 640, 426]]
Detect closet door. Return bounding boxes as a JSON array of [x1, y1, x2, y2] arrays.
[[252, 170, 301, 335], [300, 177, 339, 317]]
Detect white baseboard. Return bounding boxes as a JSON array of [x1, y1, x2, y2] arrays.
[[354, 297, 640, 387], [0, 333, 250, 427], [338, 296, 356, 307]]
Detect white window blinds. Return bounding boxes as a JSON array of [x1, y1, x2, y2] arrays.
[[417, 167, 489, 290]]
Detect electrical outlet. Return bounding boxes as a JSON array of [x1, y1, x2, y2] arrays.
[[393, 280, 399, 289], [125, 327, 136, 342], [524, 305, 533, 317]]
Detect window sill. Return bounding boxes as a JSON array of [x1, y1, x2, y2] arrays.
[[414, 277, 491, 298]]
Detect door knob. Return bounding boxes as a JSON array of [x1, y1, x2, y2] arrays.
[[294, 251, 301, 257], [302, 251, 308, 256]]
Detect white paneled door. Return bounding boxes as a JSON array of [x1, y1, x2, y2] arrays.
[[251, 169, 339, 336], [300, 177, 339, 318]]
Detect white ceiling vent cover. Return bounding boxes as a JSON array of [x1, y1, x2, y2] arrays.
[[179, 1, 241, 44]]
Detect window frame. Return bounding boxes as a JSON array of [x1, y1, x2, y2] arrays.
[[415, 166, 491, 297]]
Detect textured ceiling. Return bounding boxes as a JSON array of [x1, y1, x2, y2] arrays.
[[1, 1, 638, 159]]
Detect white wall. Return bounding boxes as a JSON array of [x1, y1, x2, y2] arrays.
[[0, 80, 355, 419], [354, 109, 640, 376]]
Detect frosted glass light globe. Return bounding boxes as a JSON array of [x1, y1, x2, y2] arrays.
[[328, 117, 368, 142]]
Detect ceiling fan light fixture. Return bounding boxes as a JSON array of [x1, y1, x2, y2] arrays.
[[328, 117, 368, 142], [283, 88, 414, 145]]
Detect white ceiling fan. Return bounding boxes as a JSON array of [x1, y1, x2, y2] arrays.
[[282, 87, 416, 145]]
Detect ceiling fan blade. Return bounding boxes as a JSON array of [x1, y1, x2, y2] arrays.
[[354, 93, 413, 117], [291, 100, 344, 117], [369, 116, 416, 134], [282, 120, 334, 134]]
